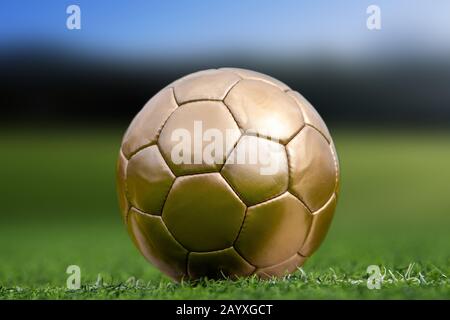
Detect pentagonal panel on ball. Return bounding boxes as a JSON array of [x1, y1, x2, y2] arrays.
[[299, 194, 337, 257], [121, 88, 178, 158], [116, 150, 129, 222], [255, 253, 306, 279], [162, 173, 246, 252], [221, 135, 288, 206], [172, 69, 241, 105], [220, 67, 290, 91], [286, 90, 332, 142], [235, 192, 311, 268], [127, 208, 187, 281], [224, 80, 303, 144], [126, 145, 175, 215], [158, 101, 241, 176], [187, 247, 255, 279], [287, 126, 337, 212]]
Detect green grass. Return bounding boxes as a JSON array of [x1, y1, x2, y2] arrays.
[[0, 128, 449, 299]]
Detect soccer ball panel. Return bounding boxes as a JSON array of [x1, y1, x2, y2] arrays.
[[126, 145, 175, 215], [121, 88, 178, 158], [286, 90, 332, 142], [172, 69, 240, 105], [287, 126, 336, 211], [116, 150, 129, 223], [158, 101, 241, 176], [221, 135, 288, 206], [220, 67, 290, 91], [299, 194, 337, 257], [187, 247, 255, 279], [235, 192, 311, 268], [224, 79, 304, 144], [255, 253, 306, 279], [162, 173, 246, 252], [127, 208, 187, 281]]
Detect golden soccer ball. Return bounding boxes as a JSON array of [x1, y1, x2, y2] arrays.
[[116, 68, 340, 281]]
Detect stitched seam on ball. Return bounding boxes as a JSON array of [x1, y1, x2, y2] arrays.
[[313, 193, 336, 216], [297, 210, 315, 257], [158, 178, 175, 217], [222, 69, 292, 97], [218, 168, 247, 205], [219, 133, 243, 173], [231, 208, 258, 269], [247, 188, 290, 208], [169, 86, 180, 105], [298, 193, 336, 257], [232, 207, 248, 247], [286, 90, 332, 144], [234, 192, 310, 271], [246, 191, 283, 208], [222, 88, 300, 145], [187, 247, 256, 278], [305, 123, 331, 144], [283, 123, 305, 145], [177, 98, 223, 106], [285, 90, 312, 133], [220, 68, 289, 92], [221, 80, 242, 130], [162, 221, 190, 253], [123, 145, 175, 218], [220, 132, 291, 174], [159, 210, 202, 253], [240, 131, 288, 147], [166, 168, 222, 179], [132, 207, 191, 253], [218, 131, 243, 172], [285, 145, 293, 194], [156, 99, 238, 175], [254, 252, 303, 275], [218, 68, 245, 81], [232, 244, 256, 269], [294, 125, 337, 209], [125, 207, 132, 226], [220, 133, 288, 198], [126, 87, 179, 161], [153, 88, 186, 173], [130, 205, 160, 217], [285, 128, 312, 212], [253, 78, 289, 92], [120, 149, 132, 225], [153, 143, 177, 215], [176, 75, 241, 106], [286, 190, 313, 215]]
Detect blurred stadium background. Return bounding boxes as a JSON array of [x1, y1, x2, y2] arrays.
[[0, 0, 449, 298]]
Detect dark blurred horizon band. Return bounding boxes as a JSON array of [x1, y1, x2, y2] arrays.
[[2, 1, 450, 127]]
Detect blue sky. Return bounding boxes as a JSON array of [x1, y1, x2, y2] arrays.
[[1, 0, 449, 59]]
